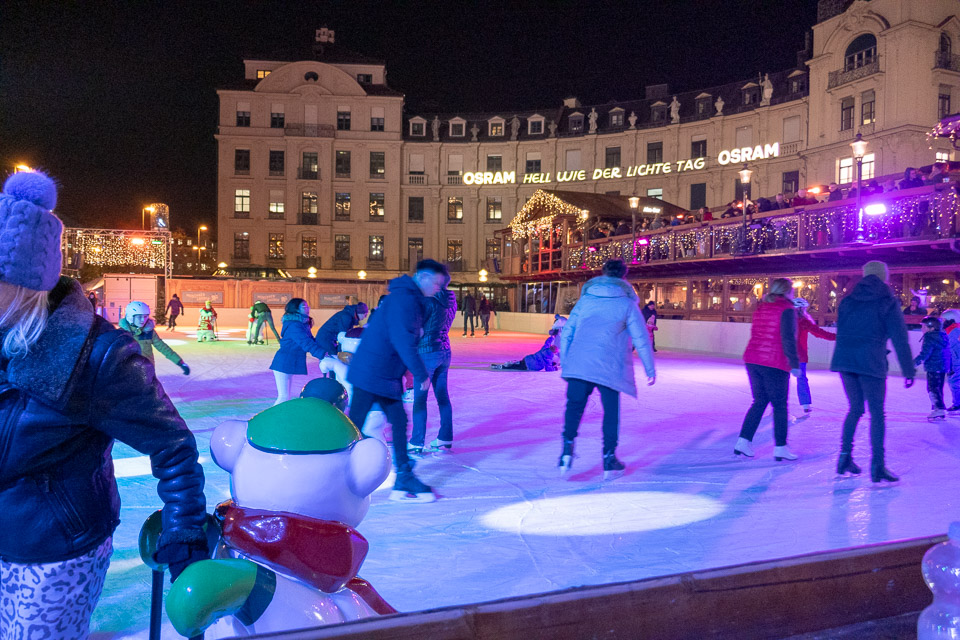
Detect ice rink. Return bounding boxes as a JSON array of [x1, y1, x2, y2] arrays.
[[91, 326, 959, 638]]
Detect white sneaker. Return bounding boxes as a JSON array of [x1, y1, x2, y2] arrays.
[[734, 437, 755, 457], [429, 438, 453, 452], [774, 445, 798, 461]]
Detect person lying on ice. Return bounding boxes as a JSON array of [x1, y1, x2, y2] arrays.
[[119, 300, 190, 375], [491, 315, 566, 371]]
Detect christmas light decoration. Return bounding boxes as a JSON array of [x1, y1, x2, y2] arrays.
[[62, 228, 172, 277], [509, 190, 586, 239]]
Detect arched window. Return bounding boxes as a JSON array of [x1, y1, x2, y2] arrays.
[[844, 34, 877, 71], [941, 32, 952, 55]]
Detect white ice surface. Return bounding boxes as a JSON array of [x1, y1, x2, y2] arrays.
[[90, 328, 960, 638]]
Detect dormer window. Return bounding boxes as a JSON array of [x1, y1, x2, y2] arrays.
[[788, 71, 807, 94], [741, 83, 760, 105], [409, 117, 426, 136], [489, 118, 505, 137], [695, 93, 712, 116], [609, 108, 625, 128], [450, 118, 465, 137], [357, 73, 372, 84], [257, 70, 271, 79], [528, 115, 545, 135], [651, 101, 667, 122], [569, 112, 584, 133]]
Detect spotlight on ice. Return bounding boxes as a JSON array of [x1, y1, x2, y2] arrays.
[[480, 491, 724, 536], [863, 203, 887, 216]]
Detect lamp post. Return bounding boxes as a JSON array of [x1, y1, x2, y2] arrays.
[[628, 196, 640, 263], [580, 209, 589, 268], [851, 132, 869, 242], [197, 225, 208, 248], [738, 165, 753, 254], [142, 205, 155, 230]]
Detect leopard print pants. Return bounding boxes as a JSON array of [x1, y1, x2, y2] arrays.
[[1, 538, 112, 640]]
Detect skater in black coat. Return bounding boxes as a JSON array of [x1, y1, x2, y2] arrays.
[[914, 316, 951, 420], [315, 303, 368, 358], [462, 292, 477, 336]]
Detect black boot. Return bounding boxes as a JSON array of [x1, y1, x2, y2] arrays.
[[871, 459, 899, 483], [602, 452, 625, 480], [836, 453, 861, 475]]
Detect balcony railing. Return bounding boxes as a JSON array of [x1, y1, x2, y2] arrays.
[[285, 124, 335, 138], [828, 57, 880, 89], [296, 256, 320, 269], [298, 212, 318, 225], [408, 174, 426, 185], [447, 174, 463, 185], [297, 168, 319, 180], [502, 184, 960, 278], [935, 50, 960, 72]]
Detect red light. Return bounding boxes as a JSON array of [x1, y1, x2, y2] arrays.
[[807, 186, 822, 195]]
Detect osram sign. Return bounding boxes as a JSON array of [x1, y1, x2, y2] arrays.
[[716, 143, 780, 165]]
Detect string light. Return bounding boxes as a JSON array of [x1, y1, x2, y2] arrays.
[[63, 229, 169, 269], [510, 190, 586, 239]]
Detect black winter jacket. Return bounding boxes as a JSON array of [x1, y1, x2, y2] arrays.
[[315, 304, 363, 357], [915, 330, 951, 373], [0, 278, 206, 563], [418, 289, 457, 354], [830, 275, 916, 379]]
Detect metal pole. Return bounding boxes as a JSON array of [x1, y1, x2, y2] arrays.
[[856, 158, 865, 241], [741, 187, 749, 254], [631, 212, 637, 263]]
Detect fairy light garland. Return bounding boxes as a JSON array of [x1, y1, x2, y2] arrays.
[[509, 190, 586, 239], [63, 229, 170, 269]]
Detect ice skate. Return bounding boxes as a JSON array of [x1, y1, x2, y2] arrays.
[[558, 438, 574, 478], [428, 438, 453, 452], [602, 453, 625, 480], [947, 404, 960, 413], [390, 466, 435, 503], [928, 409, 947, 422], [406, 442, 424, 458], [774, 445, 798, 461], [836, 453, 861, 475], [734, 437, 755, 457], [871, 460, 899, 483]]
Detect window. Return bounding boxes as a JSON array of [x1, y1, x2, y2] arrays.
[[257, 70, 271, 79], [844, 34, 877, 72], [485, 238, 500, 261], [861, 153, 876, 180], [690, 183, 707, 210], [370, 151, 385, 178], [408, 196, 424, 222], [335, 193, 351, 221], [691, 139, 707, 158], [268, 233, 284, 260], [651, 105, 666, 122], [489, 120, 504, 136], [236, 102, 250, 127], [789, 74, 807, 94], [268, 190, 285, 219], [447, 196, 463, 222], [647, 188, 663, 200], [941, 33, 953, 56], [839, 157, 854, 184], [861, 90, 876, 125], [371, 107, 385, 131], [335, 150, 351, 178], [782, 115, 801, 143], [735, 126, 753, 148], [940, 88, 953, 119], [234, 189, 250, 216], [450, 121, 465, 137], [270, 104, 284, 128], [742, 86, 759, 105], [337, 110, 351, 130], [529, 118, 544, 135], [526, 155, 542, 174], [368, 236, 384, 261], [840, 97, 854, 131], [486, 196, 502, 222], [301, 236, 317, 258], [408, 153, 425, 175], [565, 149, 581, 171], [448, 154, 463, 176], [407, 237, 423, 263], [301, 191, 318, 214], [446, 239, 463, 264], [234, 149, 250, 174], [610, 111, 624, 127], [335, 235, 350, 262], [269, 150, 284, 176], [369, 193, 385, 219], [605, 146, 621, 169], [233, 232, 250, 259], [411, 121, 425, 136], [782, 170, 799, 195], [937, 151, 951, 163], [647, 142, 663, 164], [569, 114, 584, 133], [301, 152, 318, 180], [696, 97, 711, 115], [487, 155, 503, 172], [357, 73, 372, 84]]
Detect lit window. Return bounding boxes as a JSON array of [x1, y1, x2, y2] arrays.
[[569, 115, 584, 133], [268, 233, 284, 260], [936, 151, 951, 163], [447, 196, 463, 221], [234, 189, 250, 215], [368, 235, 384, 261], [257, 70, 271, 79], [485, 238, 501, 261], [369, 193, 385, 219], [861, 153, 875, 180], [861, 90, 875, 125], [369, 152, 385, 178], [647, 188, 663, 200], [490, 121, 504, 136], [335, 193, 351, 221], [839, 157, 854, 184], [268, 190, 285, 219], [486, 197, 502, 221]]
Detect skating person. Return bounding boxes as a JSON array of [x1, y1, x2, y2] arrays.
[[119, 301, 190, 375], [165, 293, 183, 330], [914, 316, 951, 421], [558, 259, 656, 480], [87, 290, 98, 309], [315, 301, 368, 357], [249, 300, 281, 344], [492, 315, 566, 371], [792, 297, 835, 414], [478, 296, 495, 336], [197, 300, 217, 341], [940, 309, 960, 412], [641, 300, 658, 352], [734, 278, 802, 461], [270, 298, 326, 405], [830, 261, 916, 482], [462, 291, 476, 337], [410, 272, 457, 455], [0, 171, 208, 638], [348, 259, 447, 502]]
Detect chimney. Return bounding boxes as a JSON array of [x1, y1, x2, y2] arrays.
[[645, 84, 669, 100], [563, 96, 581, 109]]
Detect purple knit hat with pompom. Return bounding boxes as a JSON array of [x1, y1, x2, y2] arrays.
[[0, 171, 63, 291]]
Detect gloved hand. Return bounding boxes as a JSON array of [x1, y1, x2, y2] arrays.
[[179, 362, 190, 376], [154, 538, 209, 583], [905, 377, 915, 389], [791, 368, 802, 378]]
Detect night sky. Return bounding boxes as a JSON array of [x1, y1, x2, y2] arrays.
[[1, 1, 820, 233]]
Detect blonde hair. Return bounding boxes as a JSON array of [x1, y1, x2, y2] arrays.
[[0, 283, 50, 359], [763, 278, 793, 303]]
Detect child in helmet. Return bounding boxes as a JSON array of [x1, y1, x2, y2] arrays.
[[491, 315, 566, 371], [119, 301, 190, 375], [198, 300, 217, 342], [914, 315, 951, 420], [942, 309, 960, 412]]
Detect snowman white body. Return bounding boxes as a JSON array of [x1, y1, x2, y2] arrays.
[[319, 331, 387, 441], [205, 418, 392, 636]]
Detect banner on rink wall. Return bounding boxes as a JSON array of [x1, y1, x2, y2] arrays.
[[181, 291, 224, 304]]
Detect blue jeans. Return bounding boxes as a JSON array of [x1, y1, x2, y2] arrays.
[[411, 350, 453, 445], [796, 363, 811, 406]]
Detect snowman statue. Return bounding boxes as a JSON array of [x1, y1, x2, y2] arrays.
[[319, 327, 387, 441], [165, 397, 394, 637]]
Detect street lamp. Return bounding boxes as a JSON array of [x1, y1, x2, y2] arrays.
[[580, 209, 590, 268], [628, 196, 640, 263], [851, 132, 869, 242], [357, 270, 367, 280], [142, 205, 155, 230], [738, 164, 753, 254], [197, 225, 208, 248], [479, 268, 488, 283]]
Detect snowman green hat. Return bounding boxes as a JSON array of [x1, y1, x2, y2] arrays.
[[247, 397, 362, 454]]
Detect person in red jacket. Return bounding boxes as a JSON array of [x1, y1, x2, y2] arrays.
[[734, 278, 802, 461], [793, 297, 836, 414]]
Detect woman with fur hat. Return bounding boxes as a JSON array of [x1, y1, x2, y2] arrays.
[[0, 171, 208, 637]]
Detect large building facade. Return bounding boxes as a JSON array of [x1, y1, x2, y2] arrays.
[[216, 0, 960, 284]]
